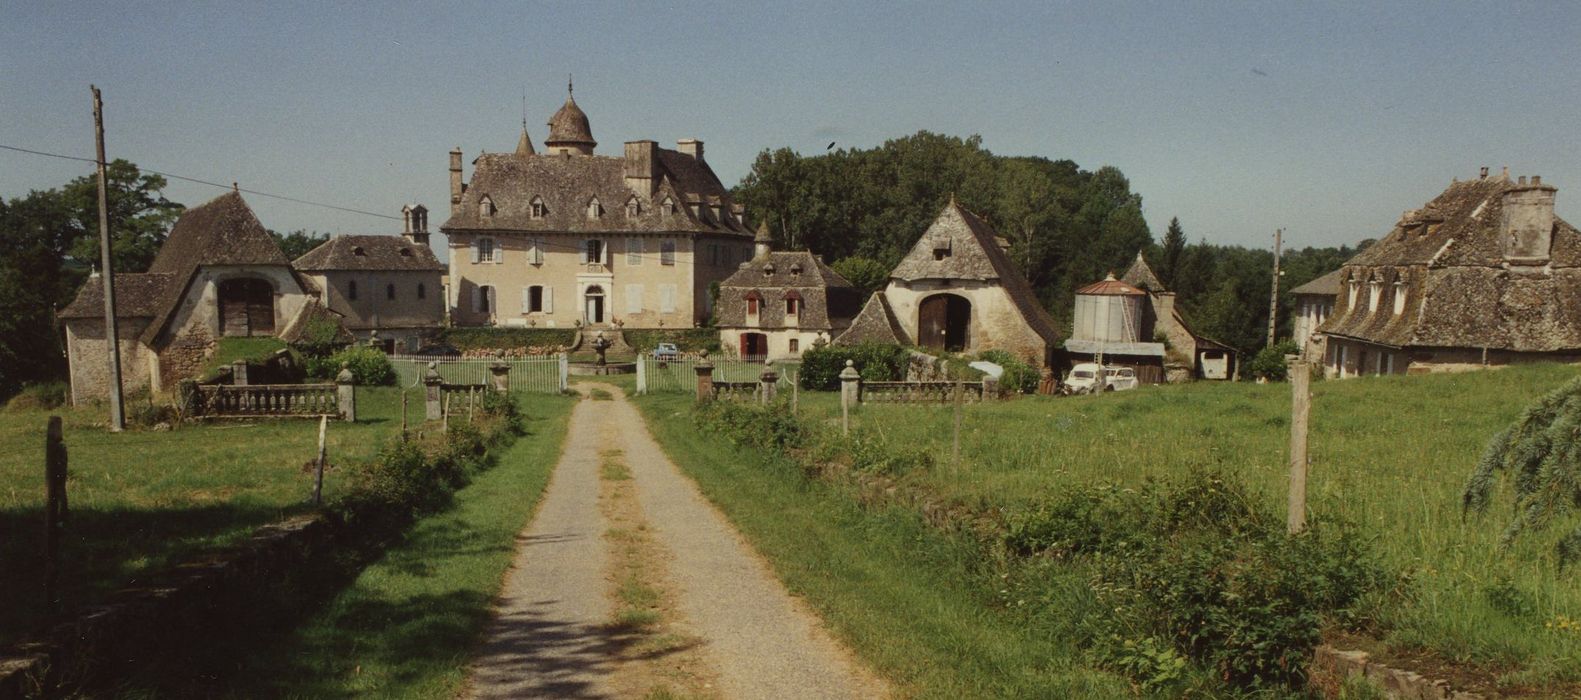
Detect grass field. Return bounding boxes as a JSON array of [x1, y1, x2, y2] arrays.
[[0, 385, 424, 645], [202, 394, 576, 697], [750, 363, 1581, 690]]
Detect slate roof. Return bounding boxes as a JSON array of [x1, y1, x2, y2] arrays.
[[293, 235, 445, 272], [1320, 173, 1581, 352], [890, 201, 1061, 345], [440, 147, 748, 236], [546, 95, 596, 148], [59, 273, 175, 319], [1291, 269, 1342, 296], [834, 292, 909, 346], [1120, 251, 1165, 292], [715, 251, 862, 330]]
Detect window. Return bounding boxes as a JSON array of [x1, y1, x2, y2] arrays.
[[745, 291, 761, 316], [348, 280, 358, 301], [1368, 279, 1382, 312], [529, 237, 543, 265], [530, 196, 547, 219], [476, 285, 493, 313], [584, 239, 605, 265], [522, 285, 545, 313], [386, 283, 395, 301], [660, 239, 676, 266], [417, 283, 426, 300], [479, 196, 494, 217], [474, 237, 497, 263], [659, 284, 676, 313], [626, 197, 640, 217], [789, 338, 800, 353], [1393, 281, 1406, 315], [1347, 280, 1359, 311], [627, 237, 642, 265], [625, 284, 643, 314], [662, 197, 676, 215], [785, 295, 800, 316], [587, 197, 602, 219]]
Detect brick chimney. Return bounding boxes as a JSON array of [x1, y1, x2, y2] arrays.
[[402, 204, 430, 247], [449, 148, 466, 215], [1502, 175, 1558, 264], [624, 140, 658, 196], [677, 138, 703, 162]]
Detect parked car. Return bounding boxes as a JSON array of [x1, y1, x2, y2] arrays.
[[1063, 363, 1139, 394], [652, 342, 680, 361]]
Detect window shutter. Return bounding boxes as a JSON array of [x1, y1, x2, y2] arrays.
[[472, 286, 482, 312], [543, 286, 554, 313], [604, 238, 612, 265], [625, 284, 643, 314], [521, 287, 532, 313], [495, 242, 504, 264], [579, 239, 588, 263], [659, 284, 676, 313], [471, 241, 481, 264]]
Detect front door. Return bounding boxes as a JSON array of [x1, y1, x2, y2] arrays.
[[584, 285, 606, 325], [740, 332, 768, 359], [918, 294, 970, 352]]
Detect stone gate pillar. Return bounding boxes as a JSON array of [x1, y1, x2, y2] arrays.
[[489, 360, 511, 394], [336, 363, 356, 422], [839, 359, 861, 409], [759, 365, 779, 405], [424, 361, 444, 420], [694, 351, 715, 403]]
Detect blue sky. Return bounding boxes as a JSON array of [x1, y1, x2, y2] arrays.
[[3, 1, 1579, 254]]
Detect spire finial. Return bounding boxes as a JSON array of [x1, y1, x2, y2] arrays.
[[568, 74, 574, 99], [522, 87, 527, 132], [232, 181, 238, 193]]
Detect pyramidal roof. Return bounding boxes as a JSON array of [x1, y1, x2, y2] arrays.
[[834, 291, 909, 346], [1120, 251, 1165, 292], [146, 191, 288, 275]]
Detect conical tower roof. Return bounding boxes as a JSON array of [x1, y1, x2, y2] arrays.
[[515, 125, 536, 155], [545, 80, 596, 150]]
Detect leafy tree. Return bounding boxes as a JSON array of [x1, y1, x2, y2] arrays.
[[1159, 217, 1186, 287], [60, 160, 183, 274], [830, 256, 890, 294], [271, 229, 329, 261], [1463, 378, 1581, 566]]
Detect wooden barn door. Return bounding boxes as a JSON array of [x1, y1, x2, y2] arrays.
[[919, 295, 948, 350], [219, 278, 275, 337]]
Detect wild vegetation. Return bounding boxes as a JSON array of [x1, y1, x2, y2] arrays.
[[642, 363, 1581, 695]]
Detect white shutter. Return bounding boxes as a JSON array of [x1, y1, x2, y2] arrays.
[[659, 284, 676, 313], [627, 237, 641, 265], [521, 287, 532, 314], [471, 240, 481, 263], [471, 286, 482, 312], [543, 286, 554, 313], [603, 238, 612, 265], [495, 240, 504, 264], [625, 284, 643, 314], [578, 239, 588, 263]]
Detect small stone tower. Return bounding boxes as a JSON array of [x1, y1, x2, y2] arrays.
[[545, 79, 596, 156]]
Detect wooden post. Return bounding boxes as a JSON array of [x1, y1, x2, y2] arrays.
[[400, 390, 408, 440], [1288, 359, 1311, 534], [952, 379, 964, 470], [44, 416, 67, 611], [313, 415, 327, 506], [443, 393, 451, 433], [468, 386, 476, 423], [91, 87, 125, 432], [792, 368, 799, 415]]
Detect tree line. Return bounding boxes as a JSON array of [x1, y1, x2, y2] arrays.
[[731, 131, 1361, 355]]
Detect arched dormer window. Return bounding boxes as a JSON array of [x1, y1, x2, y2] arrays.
[[530, 196, 547, 219], [1368, 275, 1383, 313], [478, 196, 494, 217], [1393, 279, 1406, 315], [626, 196, 640, 217], [1347, 276, 1359, 312], [587, 196, 602, 220], [662, 197, 676, 216], [352, 245, 366, 256], [784, 290, 802, 318]]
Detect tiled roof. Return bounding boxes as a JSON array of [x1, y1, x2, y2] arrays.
[[833, 292, 909, 346], [1320, 173, 1581, 351], [715, 251, 862, 330], [59, 273, 174, 319], [1120, 252, 1165, 292], [1290, 269, 1342, 296], [546, 95, 595, 148], [293, 235, 444, 272], [890, 201, 1061, 345], [440, 148, 748, 236]]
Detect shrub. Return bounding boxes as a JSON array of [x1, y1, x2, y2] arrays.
[[623, 328, 720, 354], [439, 327, 576, 352], [799, 342, 909, 390], [307, 346, 395, 386], [5, 381, 68, 411], [478, 390, 524, 436], [1248, 340, 1300, 381], [694, 399, 804, 453], [977, 349, 1040, 394]]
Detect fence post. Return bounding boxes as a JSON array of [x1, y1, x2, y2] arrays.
[[424, 362, 443, 420], [1288, 359, 1311, 534], [759, 365, 779, 405], [489, 360, 510, 394], [982, 375, 999, 401], [400, 390, 408, 440], [694, 351, 715, 403], [336, 364, 356, 422], [636, 356, 647, 395], [44, 416, 67, 612], [443, 393, 451, 433], [559, 353, 569, 392], [312, 415, 327, 506], [840, 360, 860, 436], [232, 359, 248, 386]]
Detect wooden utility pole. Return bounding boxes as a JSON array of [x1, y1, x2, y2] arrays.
[[1287, 359, 1311, 534], [312, 416, 327, 506], [92, 86, 125, 431], [1267, 228, 1283, 348]]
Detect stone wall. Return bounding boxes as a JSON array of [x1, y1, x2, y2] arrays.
[[884, 279, 1049, 366], [64, 317, 153, 405]]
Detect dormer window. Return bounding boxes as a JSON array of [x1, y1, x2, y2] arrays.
[[1368, 278, 1382, 313], [789, 262, 803, 277], [530, 196, 547, 219], [762, 262, 776, 277], [1393, 280, 1406, 315], [587, 197, 602, 219], [931, 235, 952, 261], [626, 197, 640, 217], [745, 290, 761, 317], [352, 246, 366, 256], [398, 247, 412, 257], [1347, 278, 1359, 311], [662, 197, 676, 215], [784, 290, 802, 318], [479, 196, 494, 217]]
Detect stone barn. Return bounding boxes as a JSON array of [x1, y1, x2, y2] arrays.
[[1112, 252, 1238, 381], [835, 200, 1059, 367], [1320, 168, 1581, 377], [61, 191, 315, 403]]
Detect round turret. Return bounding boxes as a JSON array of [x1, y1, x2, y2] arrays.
[[545, 81, 596, 156]]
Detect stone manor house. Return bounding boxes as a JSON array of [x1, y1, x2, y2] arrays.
[[441, 86, 755, 330]]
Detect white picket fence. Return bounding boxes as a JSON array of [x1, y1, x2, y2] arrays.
[[390, 354, 568, 393], [637, 356, 798, 394]]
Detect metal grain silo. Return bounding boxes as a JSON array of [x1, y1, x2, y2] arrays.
[[1072, 273, 1146, 343]]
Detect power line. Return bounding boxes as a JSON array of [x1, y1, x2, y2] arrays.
[[0, 143, 399, 220]]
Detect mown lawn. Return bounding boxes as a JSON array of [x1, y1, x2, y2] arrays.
[[1, 385, 422, 645], [772, 364, 1581, 689]]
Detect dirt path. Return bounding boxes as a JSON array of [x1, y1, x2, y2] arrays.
[[466, 385, 887, 699]]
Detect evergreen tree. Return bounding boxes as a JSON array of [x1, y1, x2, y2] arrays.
[[1160, 217, 1186, 287]]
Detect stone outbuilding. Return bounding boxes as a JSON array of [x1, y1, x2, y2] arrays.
[[60, 191, 316, 403], [292, 206, 445, 353], [440, 83, 755, 330], [1063, 273, 1169, 383], [1114, 252, 1237, 380], [1290, 269, 1341, 362], [835, 200, 1060, 367], [1320, 169, 1581, 377], [714, 224, 863, 359]]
